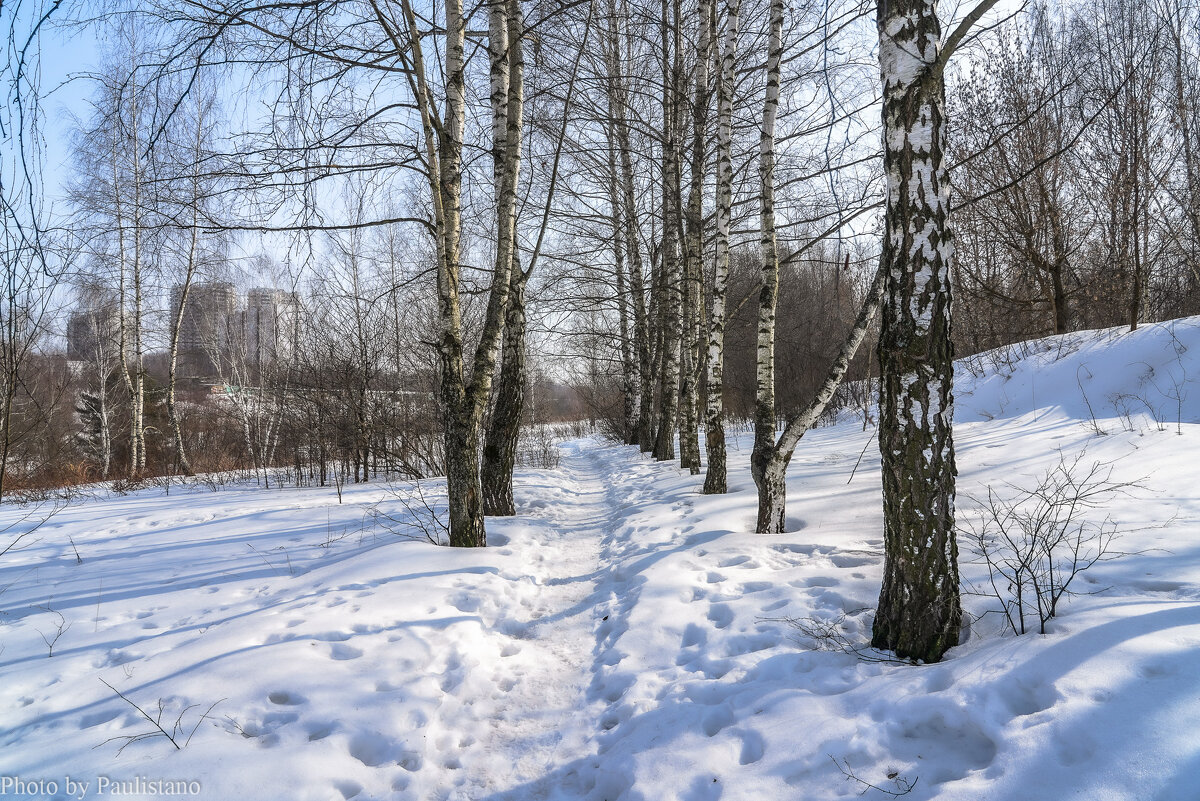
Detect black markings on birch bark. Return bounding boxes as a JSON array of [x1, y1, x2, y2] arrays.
[[653, 0, 683, 463], [753, 262, 887, 533], [870, 0, 962, 662], [750, 0, 783, 528], [603, 0, 645, 448], [396, 0, 516, 547], [703, 0, 739, 496], [679, 0, 713, 476], [481, 0, 527, 518]]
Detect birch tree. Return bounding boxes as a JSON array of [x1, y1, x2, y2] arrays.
[[749, 0, 784, 529], [702, 0, 740, 495], [71, 35, 158, 479], [378, 0, 520, 545], [71, 295, 118, 478], [112, 69, 151, 477], [679, 0, 714, 475], [163, 86, 219, 477], [606, 0, 654, 452], [480, 0, 529, 517], [870, 0, 998, 663], [652, 0, 684, 463], [753, 262, 887, 533], [606, 117, 638, 442]]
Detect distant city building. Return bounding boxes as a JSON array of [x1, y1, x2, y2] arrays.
[[66, 304, 120, 363], [172, 282, 241, 376], [69, 282, 302, 381], [244, 288, 301, 366]]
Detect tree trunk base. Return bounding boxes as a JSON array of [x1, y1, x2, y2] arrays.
[[702, 419, 727, 494], [753, 467, 785, 534]]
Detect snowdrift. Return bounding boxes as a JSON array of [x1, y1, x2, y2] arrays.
[[1, 318, 1199, 800]]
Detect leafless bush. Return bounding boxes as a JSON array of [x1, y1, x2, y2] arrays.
[[245, 543, 294, 576], [774, 609, 908, 665], [564, 419, 593, 439], [34, 604, 70, 657], [96, 679, 223, 754], [370, 479, 450, 545], [194, 472, 223, 492], [830, 755, 918, 797], [517, 425, 562, 469], [146, 474, 176, 494], [1108, 390, 1165, 433], [110, 477, 152, 496], [829, 375, 877, 429], [0, 502, 63, 558], [2, 464, 102, 504], [963, 452, 1141, 635], [1076, 365, 1108, 436]]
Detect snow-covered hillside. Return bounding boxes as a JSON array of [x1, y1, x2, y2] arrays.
[[2, 318, 1199, 801]]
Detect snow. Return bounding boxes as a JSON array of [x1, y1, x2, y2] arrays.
[[3, 318, 1200, 800]]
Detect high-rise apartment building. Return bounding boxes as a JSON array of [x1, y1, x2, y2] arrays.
[[245, 288, 301, 366], [66, 304, 121, 363], [171, 281, 241, 376]]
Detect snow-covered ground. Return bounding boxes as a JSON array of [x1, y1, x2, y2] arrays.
[[3, 318, 1200, 801]]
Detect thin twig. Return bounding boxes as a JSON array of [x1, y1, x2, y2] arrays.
[[830, 754, 918, 797]]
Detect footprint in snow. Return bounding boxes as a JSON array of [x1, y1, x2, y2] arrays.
[[997, 680, 1057, 717], [305, 721, 337, 741], [701, 705, 735, 737], [720, 633, 776, 658], [706, 604, 734, 629], [450, 594, 481, 613], [348, 732, 398, 767], [1139, 660, 1177, 680], [332, 779, 362, 800], [78, 709, 122, 730], [329, 644, 363, 661], [268, 690, 304, 706], [829, 552, 876, 568], [92, 649, 139, 669], [681, 623, 708, 648], [736, 728, 766, 765]]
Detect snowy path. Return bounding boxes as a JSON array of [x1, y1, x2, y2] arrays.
[[466, 442, 623, 798], [459, 439, 720, 799]]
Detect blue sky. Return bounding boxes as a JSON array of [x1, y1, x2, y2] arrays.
[[37, 19, 99, 205]]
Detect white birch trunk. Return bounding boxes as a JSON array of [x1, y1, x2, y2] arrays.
[[391, 0, 518, 546], [870, 0, 962, 663], [750, 0, 783, 530], [679, 0, 714, 475], [703, 0, 739, 495], [755, 261, 888, 531], [605, 0, 653, 451], [652, 0, 682, 462], [481, 0, 528, 517]]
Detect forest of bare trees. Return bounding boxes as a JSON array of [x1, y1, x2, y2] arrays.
[[1, 0, 1197, 661]]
